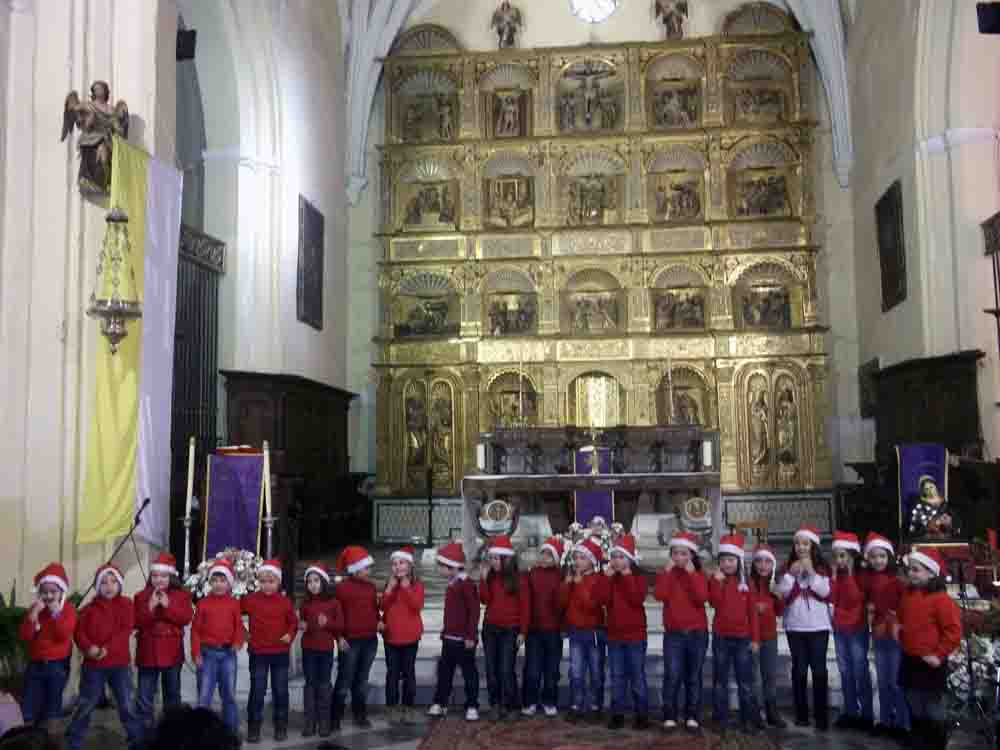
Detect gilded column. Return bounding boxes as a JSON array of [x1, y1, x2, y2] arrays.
[[715, 362, 739, 490], [808, 360, 832, 488], [460, 57, 479, 139], [707, 134, 726, 221], [375, 370, 395, 496], [462, 366, 481, 476], [703, 40, 724, 128], [543, 364, 560, 426], [626, 46, 644, 133]]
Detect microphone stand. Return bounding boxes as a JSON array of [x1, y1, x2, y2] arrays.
[[78, 497, 152, 604]]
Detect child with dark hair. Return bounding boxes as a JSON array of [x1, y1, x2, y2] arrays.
[[381, 546, 425, 725], [299, 562, 342, 738], [332, 546, 380, 731], [749, 545, 785, 728], [522, 536, 565, 718], [896, 548, 961, 750], [830, 532, 873, 731], [560, 537, 607, 724], [143, 705, 240, 750]]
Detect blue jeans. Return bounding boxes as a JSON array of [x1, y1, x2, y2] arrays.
[[302, 648, 334, 689], [568, 628, 606, 711], [136, 665, 182, 728], [483, 625, 520, 710], [333, 637, 377, 719], [523, 631, 563, 708], [608, 641, 648, 715], [835, 629, 873, 721], [248, 652, 290, 725], [753, 638, 778, 705], [712, 635, 757, 725], [22, 658, 69, 724], [385, 643, 418, 706], [197, 646, 239, 732], [662, 630, 708, 722], [873, 636, 909, 729], [65, 666, 143, 750]]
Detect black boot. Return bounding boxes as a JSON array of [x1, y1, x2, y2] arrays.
[[633, 713, 649, 730], [354, 705, 372, 729], [274, 722, 287, 742], [318, 685, 333, 737], [607, 714, 625, 730], [765, 702, 787, 729], [330, 698, 344, 733], [246, 722, 262, 744], [302, 686, 317, 737]]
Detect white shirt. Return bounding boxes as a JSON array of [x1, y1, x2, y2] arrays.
[[775, 572, 832, 632]]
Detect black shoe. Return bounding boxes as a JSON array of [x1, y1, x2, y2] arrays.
[[587, 709, 603, 724], [274, 724, 287, 742], [794, 717, 810, 727], [856, 718, 874, 732], [835, 715, 858, 730], [567, 710, 583, 724], [766, 705, 787, 729], [301, 720, 316, 738], [246, 723, 261, 744], [330, 718, 341, 733], [633, 714, 649, 731], [354, 716, 373, 729], [741, 722, 758, 736], [815, 719, 829, 732], [608, 714, 625, 730]]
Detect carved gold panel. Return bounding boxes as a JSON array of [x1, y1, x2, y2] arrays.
[[553, 230, 633, 256], [390, 236, 467, 261]]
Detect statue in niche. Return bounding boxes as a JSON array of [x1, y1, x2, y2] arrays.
[[600, 95, 619, 130], [748, 380, 770, 468], [398, 297, 451, 337], [652, 178, 701, 222], [62, 81, 130, 195], [736, 174, 790, 217], [775, 384, 798, 467], [439, 186, 456, 223], [742, 286, 791, 329], [430, 392, 453, 487], [487, 294, 536, 335], [653, 87, 698, 129], [571, 293, 619, 333], [673, 390, 700, 425], [564, 61, 615, 130], [403, 103, 423, 142], [654, 290, 705, 330], [560, 93, 578, 131], [491, 0, 524, 49], [567, 176, 612, 225], [437, 97, 455, 140], [405, 396, 428, 470], [655, 0, 689, 40], [495, 93, 521, 137], [736, 89, 784, 121], [486, 177, 534, 228]]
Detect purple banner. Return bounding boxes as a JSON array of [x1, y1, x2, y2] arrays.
[[897, 443, 947, 537], [574, 447, 613, 525], [204, 453, 264, 558]]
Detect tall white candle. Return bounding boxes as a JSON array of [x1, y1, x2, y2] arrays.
[[702, 439, 713, 469], [184, 436, 195, 518], [262, 440, 272, 517]]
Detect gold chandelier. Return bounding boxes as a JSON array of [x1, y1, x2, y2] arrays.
[[87, 208, 142, 354]]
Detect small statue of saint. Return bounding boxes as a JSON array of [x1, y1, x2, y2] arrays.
[[908, 475, 957, 539], [655, 0, 689, 40], [436, 98, 454, 140], [491, 1, 524, 49], [61, 81, 130, 195]]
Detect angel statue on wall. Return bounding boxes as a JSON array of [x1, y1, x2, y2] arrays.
[[491, 1, 523, 49], [655, 0, 689, 40], [62, 81, 129, 195]]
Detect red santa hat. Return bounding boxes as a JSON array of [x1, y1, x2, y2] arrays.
[[94, 563, 125, 590], [303, 562, 330, 584], [436, 542, 466, 569], [908, 547, 944, 577], [35, 563, 69, 593], [487, 535, 515, 558], [752, 544, 777, 586], [150, 553, 178, 577], [574, 538, 604, 568], [258, 558, 283, 580], [209, 558, 235, 585], [863, 532, 894, 557], [540, 536, 565, 561], [668, 531, 700, 553], [717, 535, 748, 591], [832, 531, 861, 554], [794, 525, 821, 546], [337, 546, 374, 575], [390, 546, 416, 565], [610, 534, 639, 563]]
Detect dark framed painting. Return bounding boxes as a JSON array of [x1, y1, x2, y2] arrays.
[[297, 195, 324, 330], [858, 357, 880, 419], [875, 180, 906, 312]]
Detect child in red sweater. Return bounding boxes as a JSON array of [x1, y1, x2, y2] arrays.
[[133, 553, 193, 730], [593, 535, 648, 730], [709, 535, 761, 735], [191, 559, 244, 733], [830, 532, 873, 730], [332, 546, 380, 731], [19, 563, 76, 728], [560, 537, 606, 723], [428, 542, 480, 722], [521, 536, 565, 717], [299, 562, 342, 738], [241, 559, 298, 743], [381, 545, 425, 724], [66, 564, 143, 750], [896, 547, 961, 750], [654, 531, 709, 731], [749, 545, 786, 728], [479, 535, 530, 720]]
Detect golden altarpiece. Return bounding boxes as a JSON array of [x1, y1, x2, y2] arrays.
[[373, 7, 833, 534]]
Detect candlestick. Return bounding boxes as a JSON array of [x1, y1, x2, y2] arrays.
[[262, 440, 272, 518], [184, 436, 195, 518], [666, 358, 675, 424]]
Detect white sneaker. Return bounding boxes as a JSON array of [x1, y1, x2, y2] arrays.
[[663, 719, 678, 729], [543, 705, 558, 717], [427, 704, 445, 717], [685, 718, 700, 730], [521, 705, 537, 717], [465, 707, 480, 722]]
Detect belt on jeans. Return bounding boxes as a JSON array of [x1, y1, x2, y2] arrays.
[[200, 645, 234, 652], [31, 657, 70, 666]]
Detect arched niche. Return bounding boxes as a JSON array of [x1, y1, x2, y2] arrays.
[[567, 371, 626, 428], [482, 152, 537, 230], [479, 64, 536, 139], [650, 264, 709, 331], [561, 268, 626, 336], [725, 48, 795, 126], [485, 368, 540, 427], [393, 68, 460, 144], [394, 271, 460, 338], [730, 260, 803, 331], [721, 2, 798, 35], [726, 137, 801, 220], [646, 145, 707, 225], [398, 158, 459, 231], [645, 53, 703, 131], [391, 24, 463, 56], [559, 149, 628, 227], [556, 59, 624, 134], [655, 365, 715, 427], [399, 372, 460, 494], [481, 267, 538, 336]]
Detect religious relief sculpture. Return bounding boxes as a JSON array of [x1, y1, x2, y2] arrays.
[[740, 285, 791, 329], [653, 288, 706, 330], [734, 172, 791, 218], [775, 379, 798, 486], [61, 81, 130, 195], [437, 96, 455, 140], [402, 182, 459, 230], [429, 384, 454, 489], [405, 390, 428, 486], [651, 86, 699, 129], [395, 297, 455, 337], [673, 391, 701, 425], [748, 375, 770, 475], [491, 1, 524, 49], [486, 294, 537, 336], [565, 175, 618, 225], [569, 292, 620, 333], [651, 175, 703, 223], [398, 94, 460, 143], [558, 60, 623, 132], [655, 0, 689, 40], [735, 88, 785, 123], [493, 92, 525, 138], [484, 177, 535, 228]]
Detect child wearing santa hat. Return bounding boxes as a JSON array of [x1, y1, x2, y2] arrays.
[[653, 531, 709, 732], [709, 535, 762, 735], [191, 558, 244, 733], [593, 534, 649, 731], [522, 536, 566, 718], [66, 564, 143, 750], [381, 546, 425, 725], [299, 562, 342, 738], [133, 553, 193, 730], [559, 537, 607, 723], [428, 542, 480, 722], [19, 563, 76, 728], [830, 532, 874, 731], [774, 526, 832, 730], [241, 559, 298, 743], [332, 546, 379, 731], [749, 545, 786, 728], [896, 547, 961, 750]]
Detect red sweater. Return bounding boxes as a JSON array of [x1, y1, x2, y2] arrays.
[[830, 572, 866, 633], [241, 591, 298, 655], [898, 586, 962, 661], [526, 567, 564, 633], [480, 571, 531, 633], [335, 577, 380, 640], [560, 573, 605, 631], [75, 595, 134, 668], [382, 580, 425, 646], [300, 596, 344, 652], [191, 593, 244, 660], [654, 567, 709, 632], [19, 602, 77, 662], [862, 569, 904, 637], [748, 578, 784, 642], [709, 576, 760, 642], [442, 575, 479, 642], [593, 572, 648, 642], [134, 587, 193, 668]]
